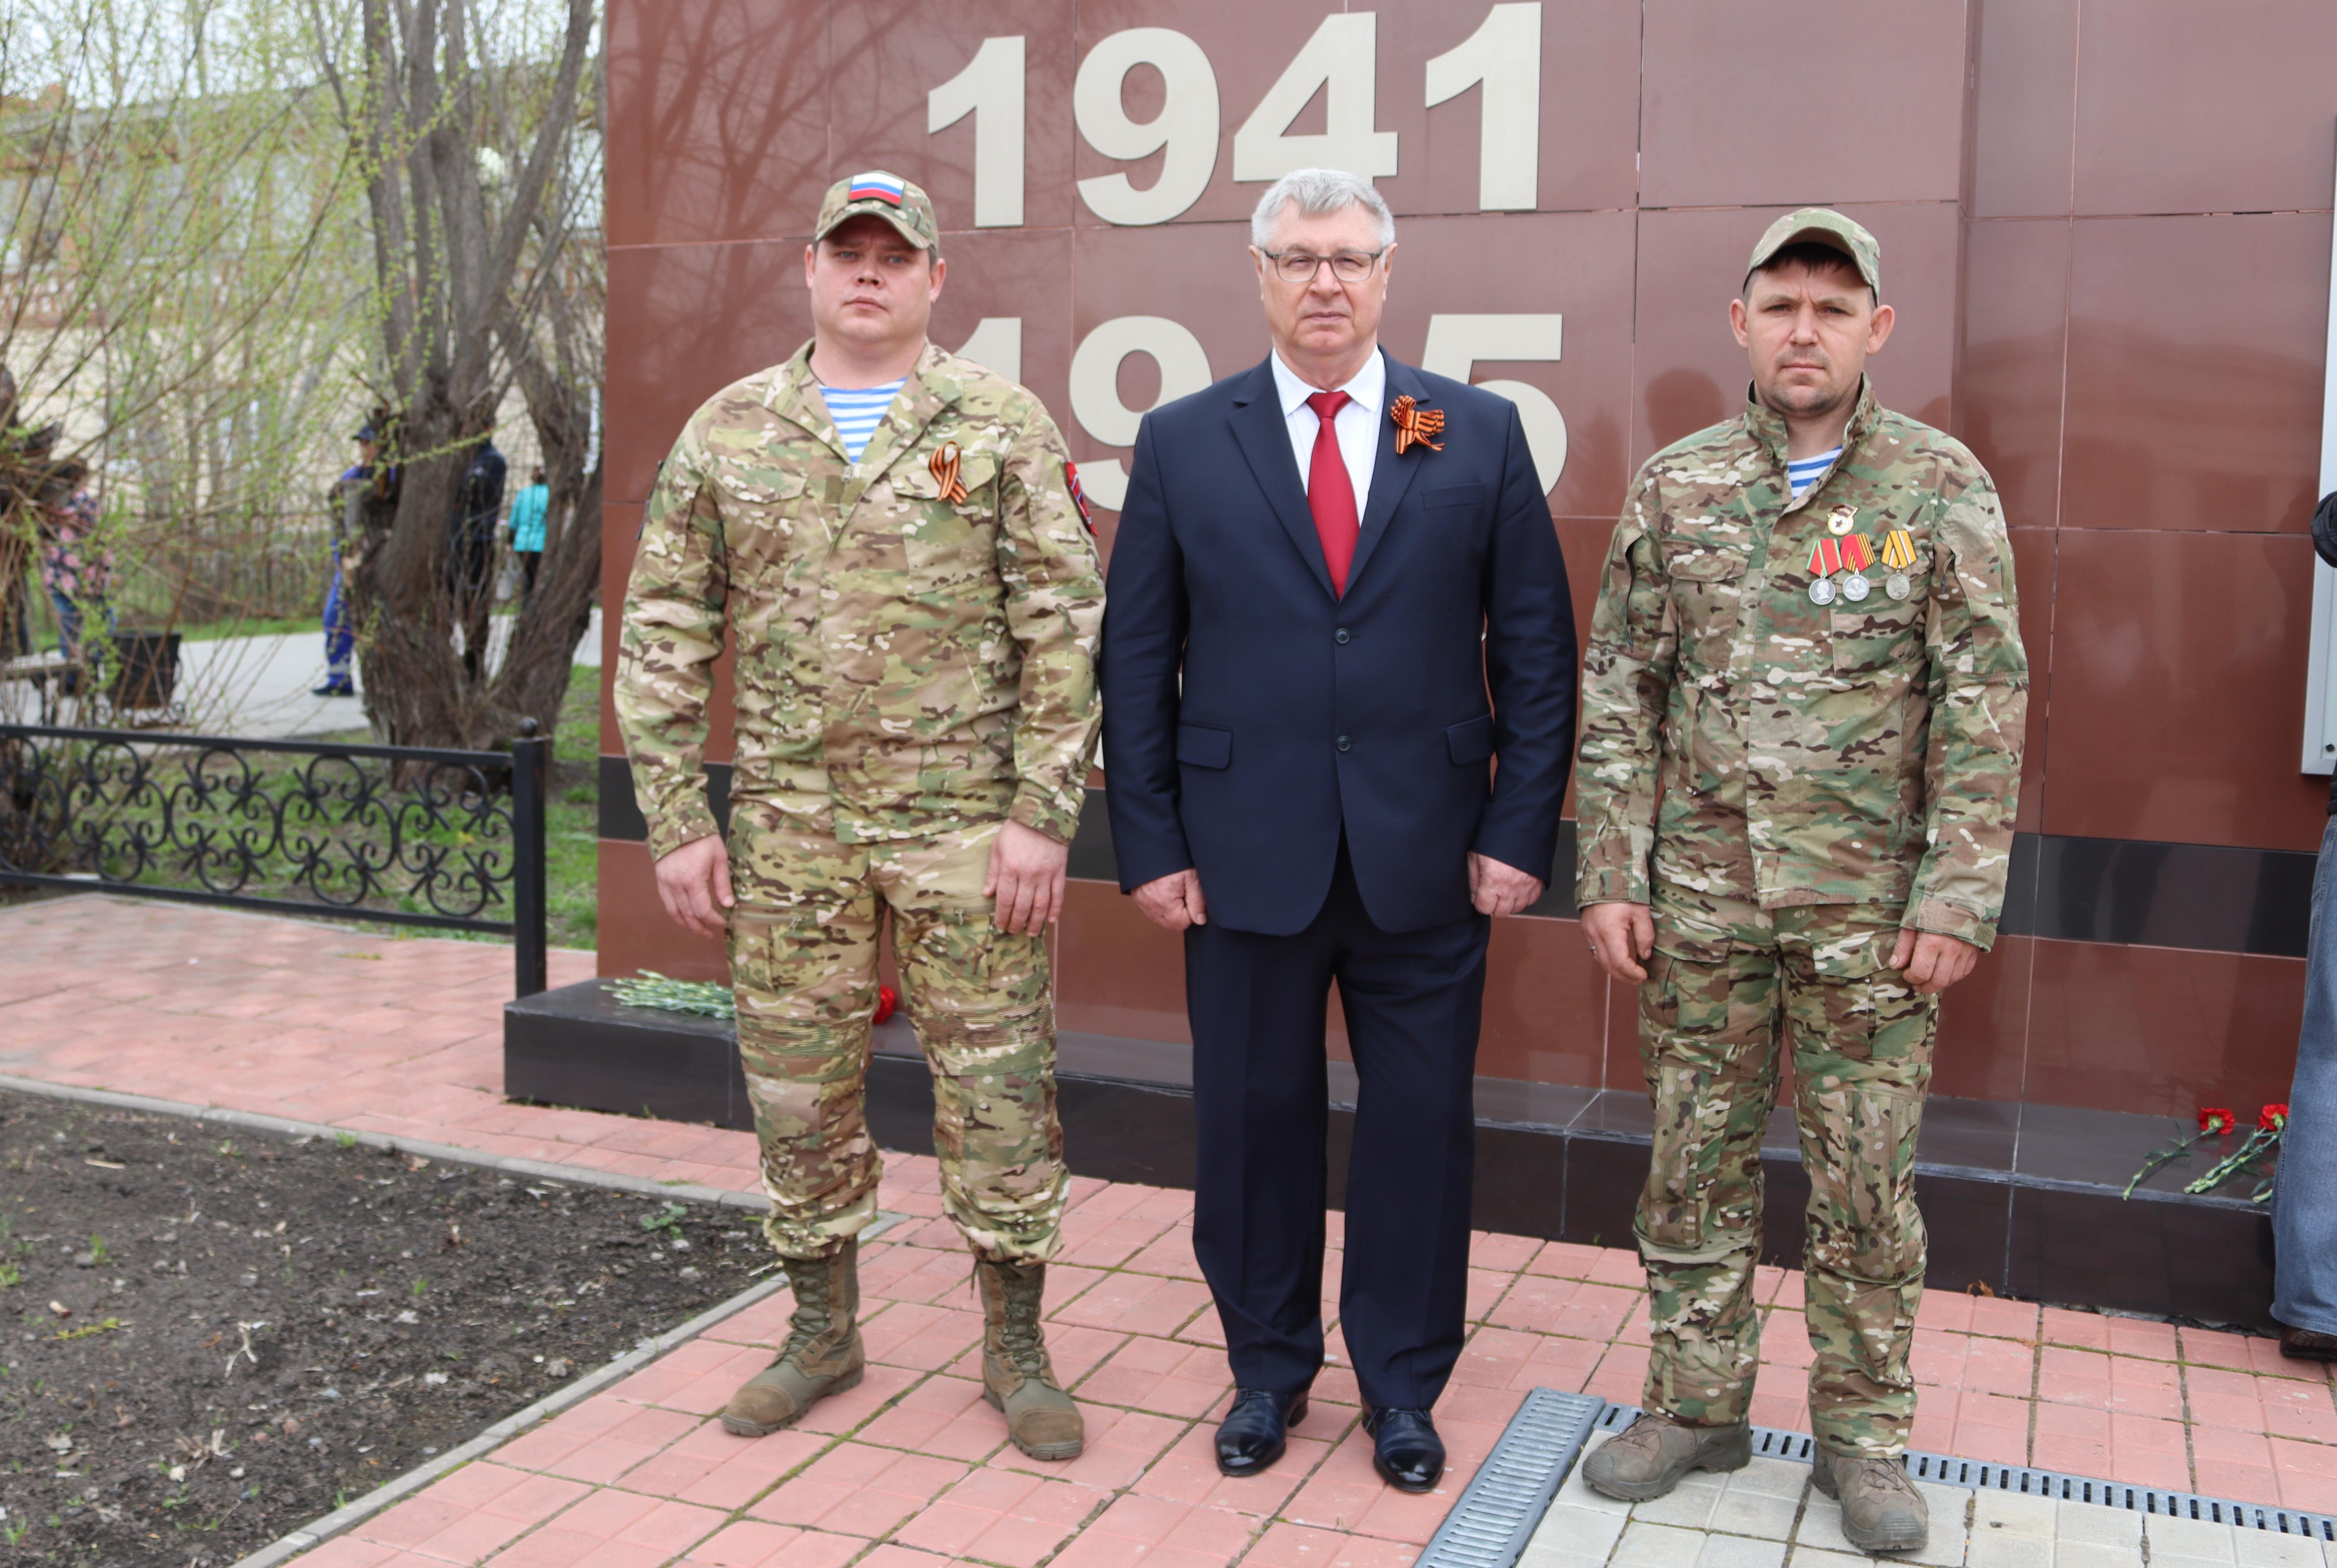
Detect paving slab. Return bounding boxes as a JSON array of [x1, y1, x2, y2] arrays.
[[0, 895, 2332, 1565]]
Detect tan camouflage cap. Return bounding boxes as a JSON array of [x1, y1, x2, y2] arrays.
[[813, 170, 941, 253], [1745, 208, 1881, 299]]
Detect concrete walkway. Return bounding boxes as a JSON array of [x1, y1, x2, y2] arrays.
[[1, 896, 2333, 1566], [1524, 1437, 2328, 1568], [4, 608, 601, 740]]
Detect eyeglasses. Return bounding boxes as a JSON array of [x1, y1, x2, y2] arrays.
[[1261, 248, 1384, 284]]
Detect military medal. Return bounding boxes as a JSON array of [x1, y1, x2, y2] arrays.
[[1828, 504, 1857, 536], [1838, 534, 1874, 602], [1806, 536, 1844, 605], [1880, 528, 1917, 601]]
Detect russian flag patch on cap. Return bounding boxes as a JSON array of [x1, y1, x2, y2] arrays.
[[847, 171, 906, 206]]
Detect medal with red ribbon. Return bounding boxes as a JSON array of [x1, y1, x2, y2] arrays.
[[1806, 534, 1875, 605]]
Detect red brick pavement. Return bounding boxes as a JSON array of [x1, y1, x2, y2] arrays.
[[4, 896, 2334, 1565]]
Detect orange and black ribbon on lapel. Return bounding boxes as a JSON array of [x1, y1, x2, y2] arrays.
[[1390, 394, 1445, 455], [929, 441, 968, 503]]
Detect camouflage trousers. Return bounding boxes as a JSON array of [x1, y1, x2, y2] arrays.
[[725, 807, 1068, 1265], [1634, 885, 1937, 1457]]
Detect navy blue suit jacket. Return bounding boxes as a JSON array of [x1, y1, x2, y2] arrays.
[[1101, 353, 1577, 936]]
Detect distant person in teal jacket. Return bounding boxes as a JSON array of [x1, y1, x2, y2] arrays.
[[508, 466, 548, 598]]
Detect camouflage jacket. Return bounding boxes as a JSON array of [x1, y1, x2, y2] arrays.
[[1574, 381, 2027, 946], [616, 341, 1105, 859]]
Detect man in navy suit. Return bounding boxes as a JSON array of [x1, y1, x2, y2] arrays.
[[1101, 169, 1577, 1491]]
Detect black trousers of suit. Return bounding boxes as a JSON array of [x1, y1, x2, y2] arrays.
[[1184, 842, 1489, 1412]]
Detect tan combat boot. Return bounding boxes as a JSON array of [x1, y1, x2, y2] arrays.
[[1580, 1410, 1752, 1501], [975, 1257, 1085, 1460], [720, 1241, 863, 1438], [1811, 1448, 1928, 1555]]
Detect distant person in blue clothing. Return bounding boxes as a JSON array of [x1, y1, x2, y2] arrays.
[[2281, 487, 2337, 1362], [508, 465, 548, 598], [314, 422, 376, 698]]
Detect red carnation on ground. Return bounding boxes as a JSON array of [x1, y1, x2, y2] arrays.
[[2198, 1107, 2236, 1134], [873, 984, 897, 1025], [2261, 1103, 2290, 1131]]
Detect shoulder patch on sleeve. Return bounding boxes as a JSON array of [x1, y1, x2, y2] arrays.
[[1064, 460, 1095, 533]]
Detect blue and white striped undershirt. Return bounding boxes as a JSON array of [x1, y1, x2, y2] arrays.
[[1787, 445, 1843, 500], [820, 378, 906, 463]]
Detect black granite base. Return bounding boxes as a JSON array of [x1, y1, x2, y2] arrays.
[[502, 978, 747, 1127], [506, 979, 2278, 1330], [502, 979, 1205, 1190]]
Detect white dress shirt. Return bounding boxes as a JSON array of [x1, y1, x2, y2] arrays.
[[1270, 347, 1383, 506]]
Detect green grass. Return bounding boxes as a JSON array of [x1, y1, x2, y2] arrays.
[[303, 658, 600, 950], [543, 659, 600, 951], [9, 591, 321, 649], [16, 657, 605, 955], [271, 657, 598, 949]]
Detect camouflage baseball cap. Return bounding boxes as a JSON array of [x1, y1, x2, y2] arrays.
[[1745, 208, 1881, 298], [813, 170, 941, 253]]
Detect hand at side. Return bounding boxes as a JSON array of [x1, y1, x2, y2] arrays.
[[653, 834, 734, 939], [1581, 900, 1654, 983], [1468, 853, 1546, 917], [1131, 869, 1208, 932], [1888, 929, 1981, 994], [985, 820, 1071, 936]]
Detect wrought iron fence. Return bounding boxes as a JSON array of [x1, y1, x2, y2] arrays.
[[0, 721, 549, 997]]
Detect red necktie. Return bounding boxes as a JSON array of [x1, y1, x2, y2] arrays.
[[1306, 390, 1359, 595]]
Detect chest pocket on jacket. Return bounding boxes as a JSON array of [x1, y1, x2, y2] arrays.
[[900, 449, 1001, 587], [713, 467, 810, 578], [1831, 546, 1932, 676], [1423, 483, 1489, 512], [1662, 530, 1754, 673]]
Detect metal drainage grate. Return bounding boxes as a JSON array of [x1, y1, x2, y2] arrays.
[[1594, 1404, 2337, 1542], [1414, 1389, 1606, 1568]]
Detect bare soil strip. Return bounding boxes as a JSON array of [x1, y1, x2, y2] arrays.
[[0, 1089, 768, 1567]]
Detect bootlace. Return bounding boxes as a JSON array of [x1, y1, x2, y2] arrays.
[[1617, 1421, 1673, 1458], [780, 1259, 834, 1357], [984, 1263, 1050, 1375], [1847, 1456, 1920, 1501], [1616, 1413, 1677, 1456]]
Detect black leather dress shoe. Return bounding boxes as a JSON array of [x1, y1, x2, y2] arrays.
[[1215, 1387, 1309, 1477], [1365, 1407, 1445, 1492]]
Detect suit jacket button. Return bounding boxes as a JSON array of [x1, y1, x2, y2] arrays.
[[1335, 628, 1351, 644], [1337, 735, 1352, 752]]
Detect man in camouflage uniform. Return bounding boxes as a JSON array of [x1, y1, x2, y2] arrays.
[[1573, 211, 2026, 1553], [615, 172, 1103, 1461]]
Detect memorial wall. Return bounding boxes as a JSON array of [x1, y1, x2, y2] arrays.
[[597, 0, 2337, 1121]]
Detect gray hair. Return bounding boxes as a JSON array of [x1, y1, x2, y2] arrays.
[[1249, 169, 1395, 251]]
